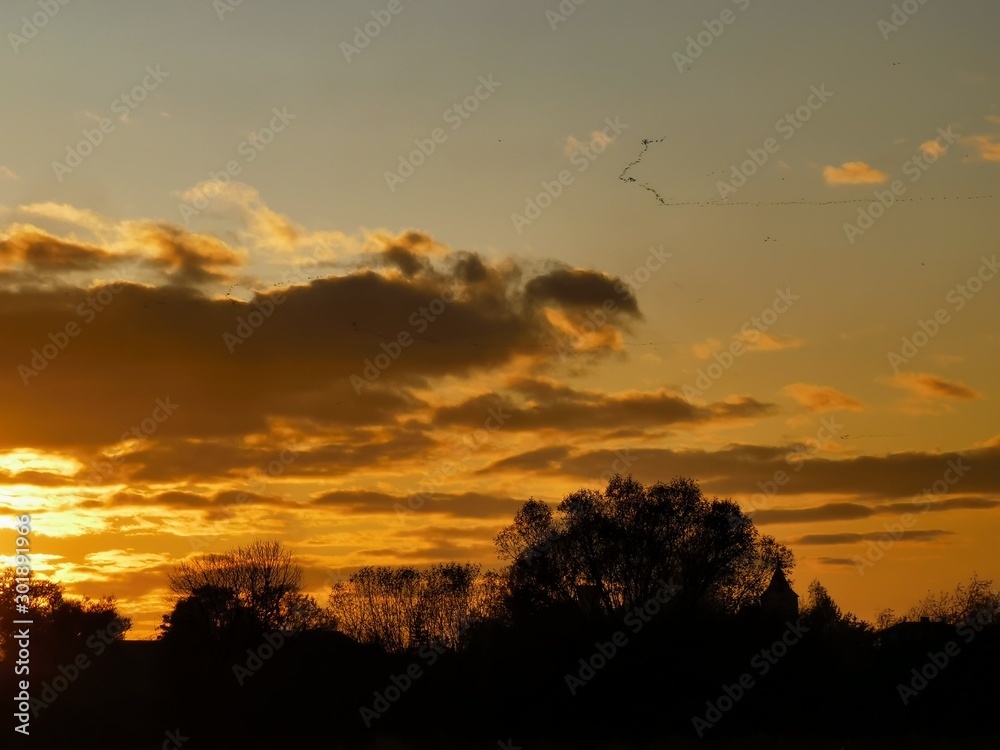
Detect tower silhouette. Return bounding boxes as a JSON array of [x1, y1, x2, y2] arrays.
[[760, 567, 799, 624]]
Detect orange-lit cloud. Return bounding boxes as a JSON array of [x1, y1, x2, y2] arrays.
[[783, 383, 863, 413], [177, 181, 300, 251], [889, 372, 982, 401], [919, 140, 948, 158], [129, 223, 243, 285], [962, 134, 1000, 162], [564, 130, 614, 156], [736, 330, 806, 352], [692, 337, 724, 359], [16, 202, 110, 232], [693, 331, 805, 359], [823, 161, 889, 185]]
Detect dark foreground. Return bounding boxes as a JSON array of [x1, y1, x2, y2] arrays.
[[5, 612, 999, 749]]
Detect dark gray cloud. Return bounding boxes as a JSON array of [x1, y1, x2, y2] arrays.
[[815, 558, 858, 566], [106, 489, 285, 509], [437, 381, 776, 434], [478, 445, 573, 474], [482, 442, 1000, 502], [754, 497, 999, 525], [791, 530, 954, 545], [525, 268, 640, 317], [0, 236, 643, 457], [0, 231, 121, 271], [311, 489, 524, 519]]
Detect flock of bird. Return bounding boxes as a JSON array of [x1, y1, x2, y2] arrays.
[[618, 137, 995, 209]]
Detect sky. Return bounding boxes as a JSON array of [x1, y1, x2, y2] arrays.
[[1, 0, 998, 637]]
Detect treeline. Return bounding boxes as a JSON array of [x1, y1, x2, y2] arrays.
[[2, 475, 999, 749], [148, 475, 797, 657]]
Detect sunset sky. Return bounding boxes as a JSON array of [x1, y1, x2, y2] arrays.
[[1, 0, 999, 637]]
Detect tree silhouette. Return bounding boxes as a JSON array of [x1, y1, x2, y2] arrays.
[[328, 562, 496, 653], [875, 606, 903, 630], [0, 569, 130, 669], [496, 474, 794, 618], [161, 540, 315, 650], [803, 579, 844, 630], [418, 562, 482, 649], [717, 534, 795, 613], [159, 583, 255, 651], [329, 565, 424, 653], [906, 572, 1000, 625], [12, 506, 1000, 744]]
